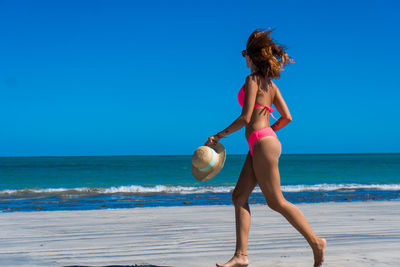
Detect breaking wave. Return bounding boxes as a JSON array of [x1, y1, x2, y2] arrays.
[[1, 183, 400, 196]]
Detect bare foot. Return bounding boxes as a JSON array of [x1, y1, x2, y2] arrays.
[[312, 238, 327, 267], [216, 253, 249, 267]]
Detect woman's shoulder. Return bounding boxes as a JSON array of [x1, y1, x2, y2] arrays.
[[245, 72, 262, 84], [246, 73, 276, 94], [269, 79, 279, 98]]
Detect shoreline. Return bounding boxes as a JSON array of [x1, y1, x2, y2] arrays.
[[0, 201, 399, 266], [2, 190, 400, 213]]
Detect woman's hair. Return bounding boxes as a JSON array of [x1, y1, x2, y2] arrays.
[[245, 28, 294, 79]]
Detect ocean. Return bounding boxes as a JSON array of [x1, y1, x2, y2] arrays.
[[0, 153, 399, 212]]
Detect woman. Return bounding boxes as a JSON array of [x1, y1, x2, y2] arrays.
[[205, 29, 326, 267]]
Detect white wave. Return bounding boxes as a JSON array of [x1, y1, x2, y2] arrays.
[[1, 183, 400, 195], [0, 187, 95, 194], [102, 185, 233, 194], [281, 183, 400, 192]]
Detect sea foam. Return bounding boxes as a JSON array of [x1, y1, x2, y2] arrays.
[[1, 183, 400, 196]]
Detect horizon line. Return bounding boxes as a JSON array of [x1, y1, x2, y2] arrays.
[[0, 152, 399, 158]]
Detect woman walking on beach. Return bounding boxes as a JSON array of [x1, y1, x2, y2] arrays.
[[205, 29, 326, 267]]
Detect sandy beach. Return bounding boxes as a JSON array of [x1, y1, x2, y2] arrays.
[[0, 201, 399, 267]]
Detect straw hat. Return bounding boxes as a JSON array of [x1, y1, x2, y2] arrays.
[[192, 143, 226, 182]]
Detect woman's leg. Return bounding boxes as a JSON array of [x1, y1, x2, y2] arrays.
[[251, 137, 326, 267], [216, 152, 257, 267]]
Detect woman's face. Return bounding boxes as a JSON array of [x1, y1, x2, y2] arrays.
[[245, 55, 255, 69]]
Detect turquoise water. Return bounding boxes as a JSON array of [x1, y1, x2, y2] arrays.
[[0, 153, 399, 212]]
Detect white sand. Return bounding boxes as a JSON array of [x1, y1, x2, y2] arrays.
[[0, 201, 399, 267]]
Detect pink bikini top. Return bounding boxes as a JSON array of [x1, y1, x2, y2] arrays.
[[238, 74, 277, 120]]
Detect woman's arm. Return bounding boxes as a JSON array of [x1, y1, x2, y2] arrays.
[[270, 81, 292, 132], [205, 75, 258, 146], [217, 75, 257, 137], [216, 116, 247, 138]]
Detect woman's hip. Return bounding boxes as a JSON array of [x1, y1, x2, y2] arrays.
[[247, 126, 279, 157]]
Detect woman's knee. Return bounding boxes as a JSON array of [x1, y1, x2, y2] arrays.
[[266, 197, 287, 212], [232, 189, 249, 206]]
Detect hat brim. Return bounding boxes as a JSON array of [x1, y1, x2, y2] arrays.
[[192, 142, 226, 182]]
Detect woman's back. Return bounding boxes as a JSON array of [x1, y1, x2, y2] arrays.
[[244, 73, 276, 139]]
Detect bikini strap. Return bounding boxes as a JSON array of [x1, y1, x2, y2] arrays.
[[265, 106, 277, 120]]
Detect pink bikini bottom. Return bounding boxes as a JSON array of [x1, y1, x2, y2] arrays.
[[247, 126, 278, 157]]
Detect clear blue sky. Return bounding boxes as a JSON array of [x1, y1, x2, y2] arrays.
[[1, 0, 399, 156]]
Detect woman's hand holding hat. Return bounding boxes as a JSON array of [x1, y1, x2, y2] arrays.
[[204, 132, 226, 146], [205, 135, 219, 146]]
